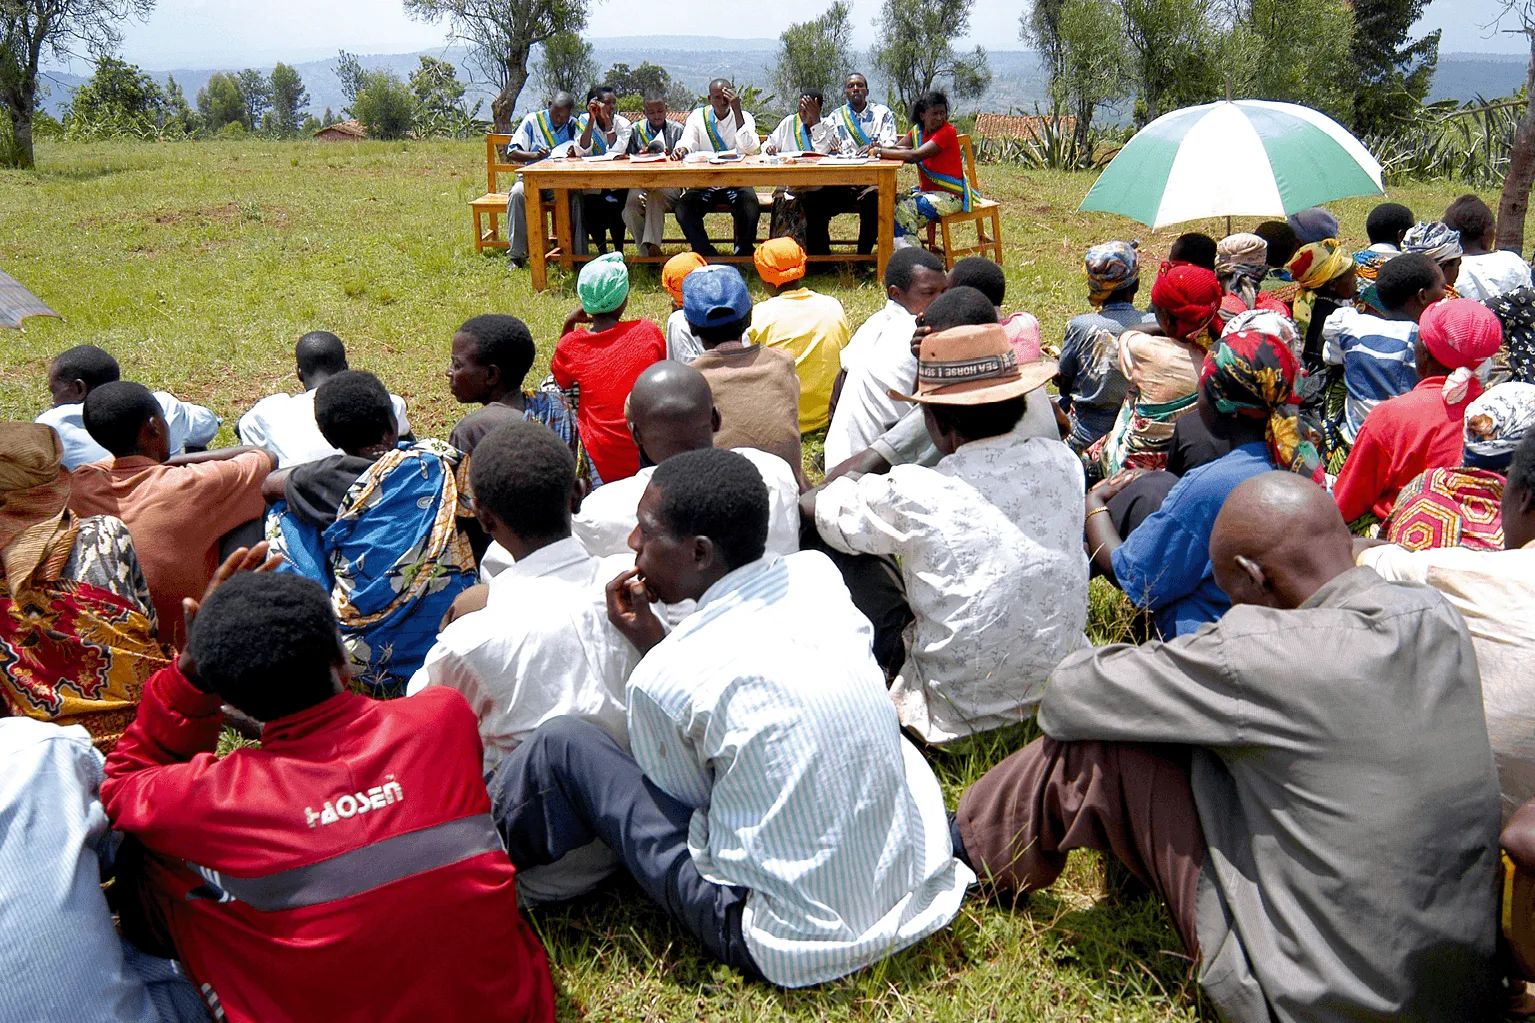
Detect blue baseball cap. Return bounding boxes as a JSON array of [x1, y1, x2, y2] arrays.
[[682, 264, 752, 329]]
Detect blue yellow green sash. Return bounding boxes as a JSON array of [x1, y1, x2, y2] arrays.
[[534, 109, 563, 149], [837, 104, 870, 147], [911, 127, 974, 212], [635, 119, 663, 150], [703, 106, 728, 151], [578, 113, 609, 154], [794, 116, 814, 151]]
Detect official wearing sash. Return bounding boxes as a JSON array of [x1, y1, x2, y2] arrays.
[[762, 89, 841, 249], [623, 93, 687, 256], [673, 79, 762, 257], [801, 72, 899, 257], [575, 84, 634, 254], [872, 90, 976, 246], [505, 91, 585, 267]]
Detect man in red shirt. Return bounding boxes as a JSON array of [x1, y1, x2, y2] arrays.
[[67, 381, 273, 648], [102, 551, 556, 1023], [552, 252, 665, 482], [1334, 298, 1503, 525]]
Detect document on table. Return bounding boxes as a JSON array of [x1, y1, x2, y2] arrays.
[[582, 152, 623, 162]]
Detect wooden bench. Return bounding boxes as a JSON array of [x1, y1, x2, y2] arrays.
[[923, 133, 1003, 269]]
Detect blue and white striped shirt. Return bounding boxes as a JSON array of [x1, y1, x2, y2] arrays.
[[625, 551, 973, 987], [1322, 306, 1421, 443]]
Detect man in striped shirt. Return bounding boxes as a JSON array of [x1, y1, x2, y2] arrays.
[[489, 448, 973, 987]]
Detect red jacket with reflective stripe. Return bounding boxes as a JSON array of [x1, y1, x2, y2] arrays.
[[102, 664, 556, 1023]]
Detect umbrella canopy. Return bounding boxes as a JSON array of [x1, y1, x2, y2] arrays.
[[0, 270, 60, 330], [1080, 100, 1384, 229]]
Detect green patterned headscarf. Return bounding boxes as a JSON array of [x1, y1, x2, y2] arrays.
[[578, 252, 630, 314]]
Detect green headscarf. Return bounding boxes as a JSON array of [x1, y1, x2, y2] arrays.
[[578, 251, 630, 315]]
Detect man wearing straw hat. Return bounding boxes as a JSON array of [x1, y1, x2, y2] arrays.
[[805, 323, 1089, 744]]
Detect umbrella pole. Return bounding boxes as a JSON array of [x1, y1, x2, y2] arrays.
[[1226, 215, 1232, 235]]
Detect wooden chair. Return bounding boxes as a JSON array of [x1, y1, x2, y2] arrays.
[[923, 133, 1003, 270], [469, 133, 556, 253]]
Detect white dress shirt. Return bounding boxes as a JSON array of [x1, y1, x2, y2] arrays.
[[574, 111, 633, 156], [764, 113, 839, 154], [1456, 250, 1534, 302], [829, 101, 899, 149], [625, 550, 973, 987], [573, 449, 801, 559], [824, 300, 918, 467], [38, 393, 220, 471], [678, 106, 760, 155], [237, 389, 411, 468], [816, 430, 1089, 743], [1359, 539, 1535, 821]]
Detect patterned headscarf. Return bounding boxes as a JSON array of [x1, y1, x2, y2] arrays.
[[577, 251, 631, 315], [1286, 239, 1354, 340], [1402, 221, 1463, 265], [1351, 249, 1388, 315], [1149, 263, 1221, 343], [1199, 329, 1318, 475], [1216, 233, 1269, 312], [0, 423, 75, 599], [1489, 285, 1535, 383], [1084, 240, 1140, 305], [1223, 308, 1302, 363], [1464, 382, 1535, 471]]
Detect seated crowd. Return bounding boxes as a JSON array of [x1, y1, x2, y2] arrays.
[[7, 194, 1535, 1023]]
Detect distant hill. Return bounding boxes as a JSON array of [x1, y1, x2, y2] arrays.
[[32, 43, 1522, 124]]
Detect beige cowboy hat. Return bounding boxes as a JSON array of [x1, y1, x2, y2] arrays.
[[890, 323, 1058, 406]]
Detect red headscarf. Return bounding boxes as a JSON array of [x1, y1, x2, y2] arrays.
[[1150, 263, 1222, 343]]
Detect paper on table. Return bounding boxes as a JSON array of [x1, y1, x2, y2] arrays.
[[547, 141, 579, 158], [818, 156, 870, 165], [631, 152, 668, 163], [581, 151, 622, 162]]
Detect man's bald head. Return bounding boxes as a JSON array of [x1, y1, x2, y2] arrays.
[[1210, 472, 1356, 610], [627, 362, 719, 465], [295, 330, 347, 386]]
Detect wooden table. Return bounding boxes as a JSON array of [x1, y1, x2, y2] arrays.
[[519, 156, 904, 291]]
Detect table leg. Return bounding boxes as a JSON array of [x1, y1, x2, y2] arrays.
[[876, 168, 896, 284], [555, 188, 574, 272], [526, 173, 547, 292]]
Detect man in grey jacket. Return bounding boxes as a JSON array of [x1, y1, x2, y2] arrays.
[[954, 471, 1501, 1022]]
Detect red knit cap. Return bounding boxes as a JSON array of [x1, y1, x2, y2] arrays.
[[1420, 298, 1503, 370], [1150, 263, 1222, 341]]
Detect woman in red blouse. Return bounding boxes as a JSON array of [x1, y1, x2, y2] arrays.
[[872, 90, 977, 241]]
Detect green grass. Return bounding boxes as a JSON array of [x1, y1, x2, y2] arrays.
[[0, 140, 1484, 1020]]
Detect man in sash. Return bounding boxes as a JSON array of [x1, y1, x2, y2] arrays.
[[802, 73, 898, 258], [674, 78, 761, 257], [623, 92, 686, 257], [575, 84, 633, 254], [762, 89, 841, 249], [505, 92, 584, 269]]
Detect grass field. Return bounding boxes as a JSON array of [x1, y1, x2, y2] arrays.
[[0, 140, 1486, 1020]]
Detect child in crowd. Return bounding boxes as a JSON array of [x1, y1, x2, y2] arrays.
[[552, 252, 666, 482], [947, 256, 1041, 361], [238, 330, 410, 468], [39, 345, 220, 471], [1352, 202, 1416, 314], [263, 371, 476, 697], [67, 381, 272, 649], [661, 252, 708, 363], [747, 238, 850, 433], [1167, 232, 1217, 271], [446, 314, 578, 461], [1444, 193, 1533, 302]]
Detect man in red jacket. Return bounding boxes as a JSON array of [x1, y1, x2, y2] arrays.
[[102, 548, 556, 1023]]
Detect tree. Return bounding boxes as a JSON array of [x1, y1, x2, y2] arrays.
[[236, 67, 271, 130], [409, 55, 466, 117], [534, 30, 595, 101], [604, 60, 691, 109], [870, 0, 991, 117], [1496, 2, 1535, 253], [268, 62, 309, 135], [1023, 0, 1130, 155], [1220, 0, 1355, 123], [65, 55, 163, 129], [348, 68, 417, 139], [1349, 0, 1439, 135], [162, 74, 198, 133], [775, 1, 855, 99], [0, 0, 156, 168], [404, 0, 593, 132], [1117, 0, 1220, 124], [196, 71, 246, 132]]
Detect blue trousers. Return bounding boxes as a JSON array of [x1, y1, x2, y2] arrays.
[[488, 717, 762, 979]]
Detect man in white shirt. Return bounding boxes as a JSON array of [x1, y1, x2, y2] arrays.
[[573, 361, 800, 558], [575, 84, 633, 255], [1356, 428, 1535, 822], [488, 447, 972, 987], [38, 345, 220, 470], [825, 247, 947, 466], [673, 79, 761, 257], [1445, 193, 1533, 302], [503, 92, 585, 268], [409, 420, 640, 904], [237, 331, 410, 468], [803, 72, 899, 256], [810, 323, 1089, 743], [762, 88, 839, 155]]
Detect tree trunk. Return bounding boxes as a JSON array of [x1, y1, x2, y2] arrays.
[[491, 46, 533, 133], [1, 103, 34, 169], [1497, 29, 1535, 254]]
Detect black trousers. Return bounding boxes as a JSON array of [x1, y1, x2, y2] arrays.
[[675, 187, 761, 257], [801, 186, 879, 256], [582, 190, 628, 253]]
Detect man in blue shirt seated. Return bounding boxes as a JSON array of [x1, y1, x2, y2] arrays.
[[503, 92, 586, 269]]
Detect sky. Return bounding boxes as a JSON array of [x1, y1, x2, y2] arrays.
[[99, 0, 1530, 71]]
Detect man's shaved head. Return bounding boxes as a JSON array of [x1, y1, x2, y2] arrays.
[[627, 362, 719, 465], [1210, 472, 1356, 610], [549, 91, 574, 111]]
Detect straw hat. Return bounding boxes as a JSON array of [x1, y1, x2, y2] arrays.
[[890, 324, 1058, 405]]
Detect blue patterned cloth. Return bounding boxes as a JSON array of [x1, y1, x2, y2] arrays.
[[266, 440, 477, 697]]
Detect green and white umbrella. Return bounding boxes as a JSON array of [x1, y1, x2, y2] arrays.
[[1080, 99, 1384, 229]]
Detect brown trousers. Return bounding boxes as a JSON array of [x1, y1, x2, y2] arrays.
[[956, 736, 1206, 955]]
